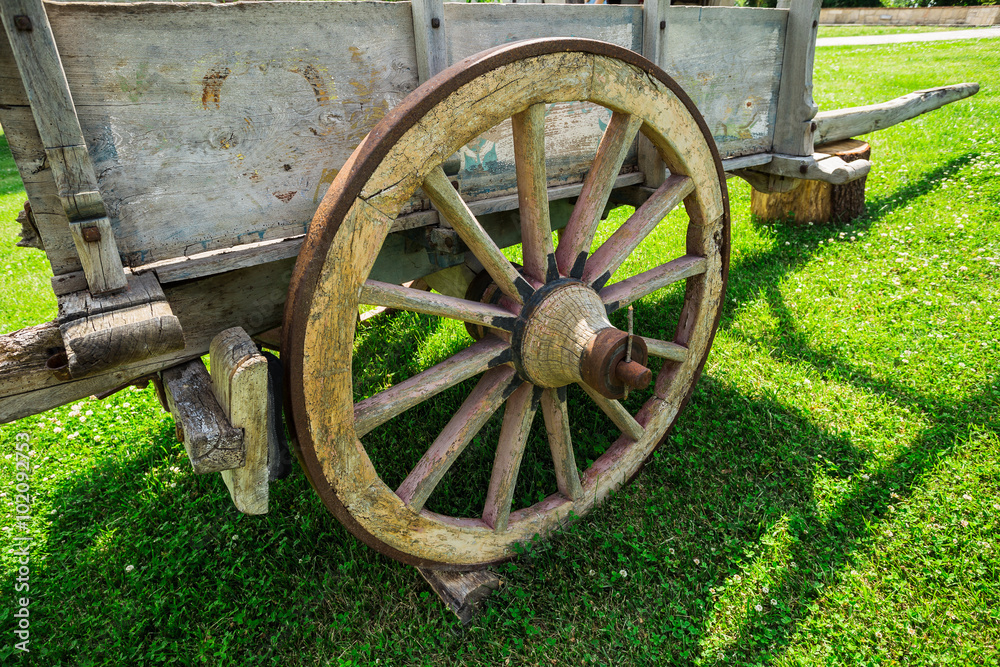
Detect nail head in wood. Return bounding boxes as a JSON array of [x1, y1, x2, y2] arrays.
[[660, 20, 666, 30], [81, 225, 102, 243], [431, 17, 440, 28], [13, 15, 32, 31]]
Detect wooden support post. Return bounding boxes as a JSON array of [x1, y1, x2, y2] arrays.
[[411, 0, 448, 83], [210, 328, 273, 515], [0, 0, 126, 293], [751, 139, 871, 224], [417, 568, 501, 625], [639, 0, 670, 188], [771, 0, 822, 157], [161, 359, 246, 475]]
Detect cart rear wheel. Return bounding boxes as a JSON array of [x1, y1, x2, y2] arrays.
[[284, 39, 729, 569]]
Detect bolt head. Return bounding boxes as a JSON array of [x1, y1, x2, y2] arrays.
[[13, 15, 32, 31]]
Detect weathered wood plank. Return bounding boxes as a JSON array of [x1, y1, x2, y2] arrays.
[[511, 103, 554, 284], [771, 0, 821, 156], [663, 6, 788, 159], [638, 0, 669, 188], [814, 83, 980, 146], [211, 327, 271, 515], [58, 272, 185, 378], [411, 0, 447, 83], [600, 254, 708, 311], [1, 0, 126, 292], [161, 359, 245, 475], [360, 280, 516, 332], [482, 382, 538, 532], [540, 387, 583, 501], [43, 1, 420, 267], [416, 568, 501, 625]]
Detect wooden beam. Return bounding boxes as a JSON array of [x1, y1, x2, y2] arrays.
[[0, 0, 126, 293], [416, 568, 501, 625], [814, 83, 980, 145], [210, 328, 272, 515], [771, 0, 821, 157], [411, 0, 447, 83], [638, 0, 670, 188], [161, 359, 245, 475]]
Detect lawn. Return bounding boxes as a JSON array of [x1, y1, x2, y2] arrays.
[[817, 25, 978, 39], [1, 36, 998, 667]]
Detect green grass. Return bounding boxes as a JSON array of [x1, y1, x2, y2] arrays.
[[2, 38, 999, 666], [817, 25, 979, 39]]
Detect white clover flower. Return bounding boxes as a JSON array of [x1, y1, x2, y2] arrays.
[[619, 569, 628, 578], [771, 599, 777, 606], [694, 559, 700, 565], [762, 586, 769, 594], [125, 565, 135, 573], [755, 604, 763, 612]]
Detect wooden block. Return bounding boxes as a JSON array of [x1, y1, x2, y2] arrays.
[[751, 139, 871, 224], [58, 272, 185, 378], [161, 359, 245, 475], [417, 568, 501, 625], [210, 327, 272, 515], [68, 217, 128, 294]]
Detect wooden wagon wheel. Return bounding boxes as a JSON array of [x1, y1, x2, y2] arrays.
[[284, 38, 729, 569]]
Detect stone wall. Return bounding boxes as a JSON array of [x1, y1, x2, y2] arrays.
[[821, 6, 1000, 27]]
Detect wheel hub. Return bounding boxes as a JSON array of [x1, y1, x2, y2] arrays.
[[510, 278, 650, 398]]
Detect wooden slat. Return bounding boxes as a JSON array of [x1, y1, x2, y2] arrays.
[[771, 0, 821, 156], [664, 6, 789, 159], [396, 366, 515, 512], [1, 0, 126, 292], [511, 103, 554, 283], [482, 383, 538, 532], [583, 174, 694, 285], [555, 112, 644, 274], [640, 336, 688, 363], [540, 387, 582, 501], [360, 280, 516, 331], [422, 167, 529, 303], [416, 568, 501, 626], [210, 327, 272, 515], [578, 382, 644, 441], [599, 254, 708, 311], [638, 0, 670, 188], [353, 336, 508, 438], [411, 0, 447, 83]]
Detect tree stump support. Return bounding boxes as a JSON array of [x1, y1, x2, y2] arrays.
[[751, 139, 871, 224]]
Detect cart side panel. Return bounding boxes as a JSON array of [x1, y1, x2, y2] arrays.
[[44, 1, 420, 268], [665, 6, 788, 160], [0, 30, 82, 277], [443, 4, 643, 201]]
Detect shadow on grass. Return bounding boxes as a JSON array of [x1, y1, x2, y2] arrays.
[[1, 153, 987, 665]]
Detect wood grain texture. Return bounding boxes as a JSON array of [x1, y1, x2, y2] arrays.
[[540, 388, 582, 501], [43, 1, 419, 267], [211, 327, 271, 515], [58, 272, 184, 378], [482, 382, 538, 532], [639, 0, 669, 188], [0, 322, 63, 402], [663, 6, 789, 160], [583, 174, 694, 284], [161, 359, 245, 475], [771, 0, 821, 156], [555, 112, 643, 274], [422, 167, 527, 303], [600, 254, 708, 311], [68, 217, 127, 294], [412, 0, 447, 83], [360, 280, 516, 331], [511, 103, 553, 284], [640, 336, 688, 363], [813, 83, 979, 146], [396, 366, 515, 512], [354, 336, 509, 439], [416, 567, 500, 625]]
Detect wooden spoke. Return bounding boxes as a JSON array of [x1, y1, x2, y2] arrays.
[[640, 336, 688, 363], [422, 167, 530, 303], [482, 383, 539, 532], [512, 103, 554, 283], [396, 366, 517, 512], [361, 280, 516, 331], [599, 254, 707, 311], [540, 388, 583, 501], [354, 336, 509, 438], [583, 174, 695, 285], [578, 382, 644, 441], [555, 112, 644, 274]]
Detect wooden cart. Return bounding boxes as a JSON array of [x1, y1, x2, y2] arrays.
[[0, 0, 976, 613]]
